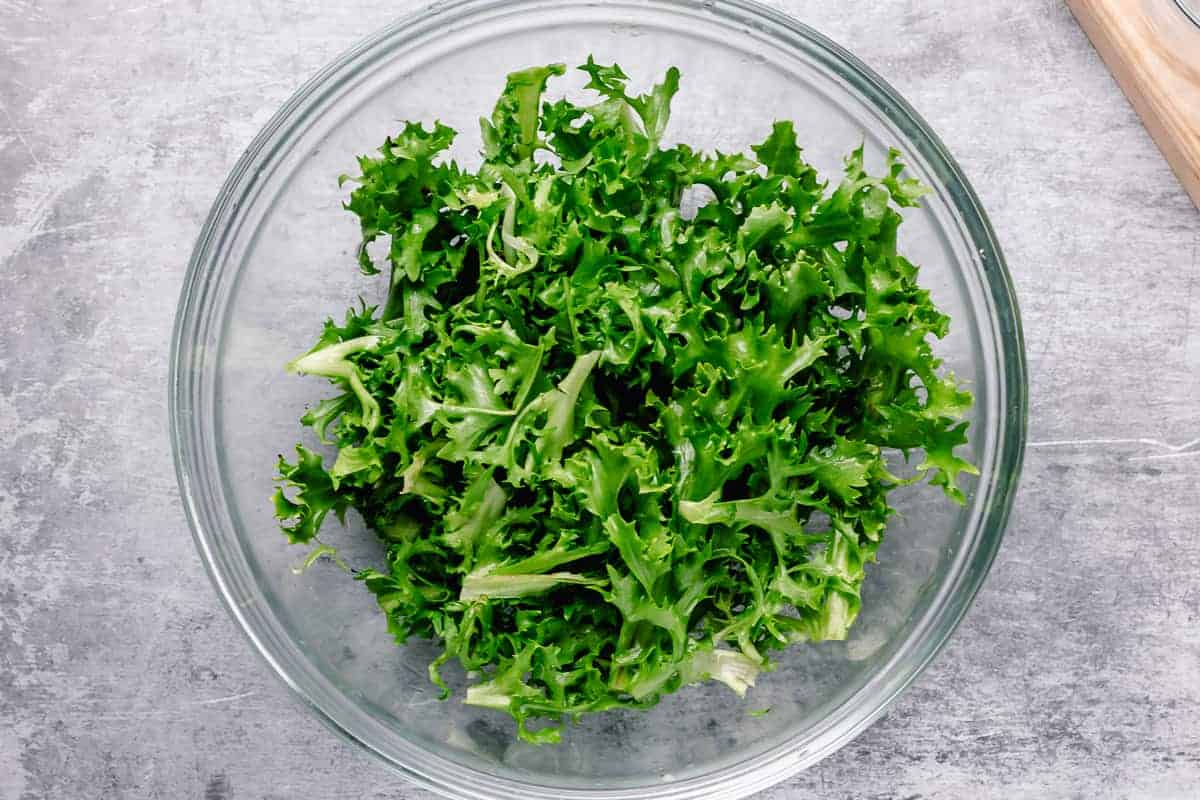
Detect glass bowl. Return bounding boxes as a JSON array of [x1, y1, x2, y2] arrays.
[[169, 1, 1027, 798]]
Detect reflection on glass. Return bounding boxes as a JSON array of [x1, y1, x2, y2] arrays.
[[1176, 0, 1200, 28]]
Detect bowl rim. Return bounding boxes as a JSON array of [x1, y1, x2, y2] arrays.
[[170, 1, 1028, 797]]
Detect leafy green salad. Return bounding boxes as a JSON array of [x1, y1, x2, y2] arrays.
[[273, 59, 975, 743]]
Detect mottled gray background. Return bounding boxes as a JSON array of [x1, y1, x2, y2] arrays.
[[2, 1, 1198, 798]]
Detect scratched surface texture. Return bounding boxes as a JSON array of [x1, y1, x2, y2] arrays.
[[1, 1, 1198, 798]]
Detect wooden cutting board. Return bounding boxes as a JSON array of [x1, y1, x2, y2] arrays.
[[1067, 0, 1200, 207]]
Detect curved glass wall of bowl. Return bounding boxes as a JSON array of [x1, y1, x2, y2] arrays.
[[1178, 0, 1200, 27]]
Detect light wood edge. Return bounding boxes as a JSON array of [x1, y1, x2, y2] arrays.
[[1067, 0, 1200, 208]]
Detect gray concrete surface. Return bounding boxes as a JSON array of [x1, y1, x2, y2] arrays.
[[2, 1, 1198, 798]]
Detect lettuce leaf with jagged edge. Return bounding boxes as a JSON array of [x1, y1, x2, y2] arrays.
[[273, 59, 975, 744]]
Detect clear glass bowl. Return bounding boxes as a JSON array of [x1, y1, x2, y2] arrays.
[[169, 1, 1027, 798]]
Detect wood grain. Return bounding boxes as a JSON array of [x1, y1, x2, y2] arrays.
[[1067, 0, 1200, 207]]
